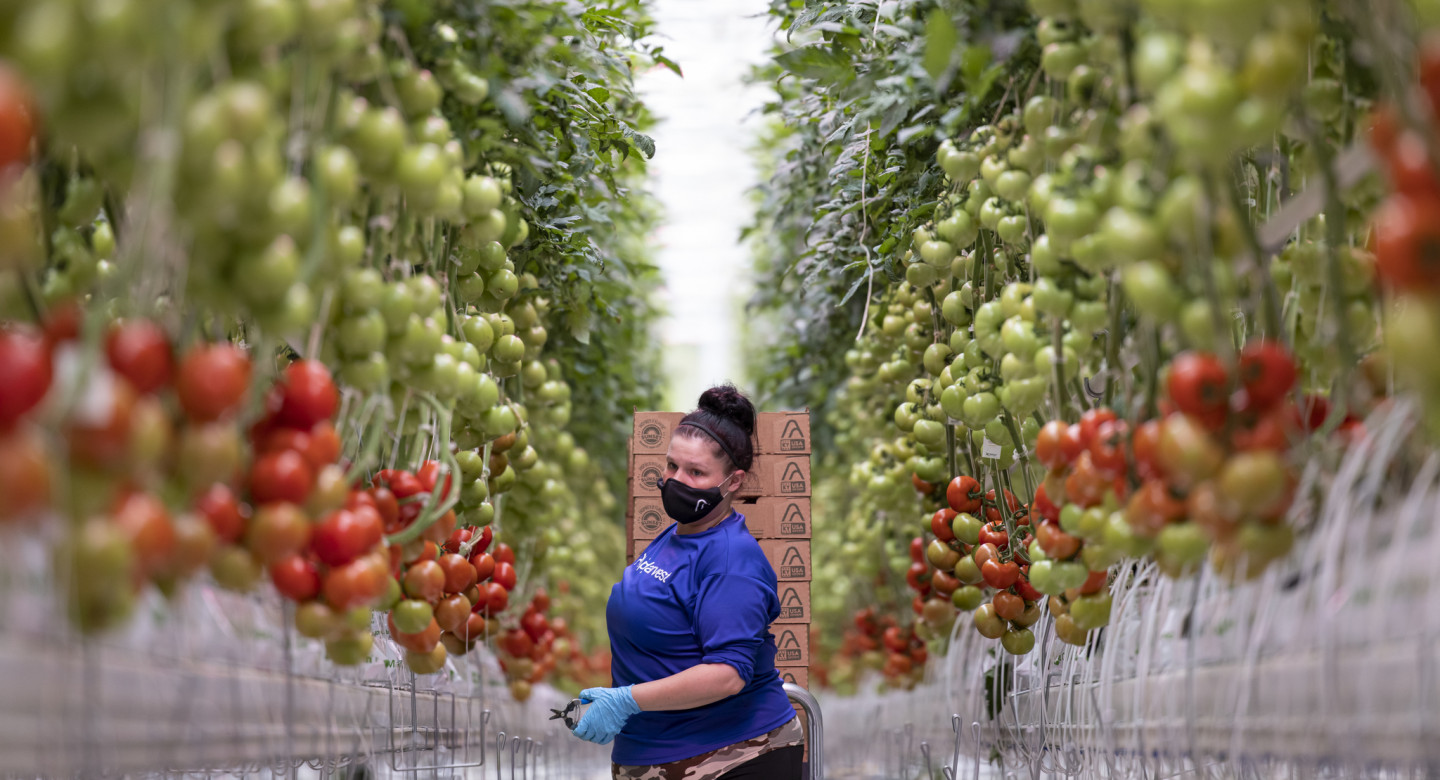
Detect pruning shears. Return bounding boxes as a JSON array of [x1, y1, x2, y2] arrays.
[[548, 698, 588, 730]]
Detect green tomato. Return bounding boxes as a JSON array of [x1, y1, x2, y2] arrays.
[[1029, 560, 1063, 595], [923, 343, 952, 377], [339, 353, 388, 392], [392, 599, 433, 634], [951, 512, 983, 545], [962, 392, 1000, 427], [940, 384, 967, 421], [337, 311, 386, 356], [951, 585, 985, 611], [1030, 235, 1063, 276], [1034, 345, 1079, 383], [1070, 592, 1112, 631], [1156, 522, 1209, 572], [1103, 512, 1154, 558], [1031, 277, 1073, 317], [1122, 261, 1184, 322], [1069, 300, 1108, 334], [1000, 317, 1040, 357], [1023, 95, 1059, 138]]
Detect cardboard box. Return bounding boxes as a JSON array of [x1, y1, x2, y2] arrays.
[[752, 497, 810, 538], [775, 581, 810, 623], [631, 497, 670, 539], [758, 412, 811, 455], [632, 539, 651, 560], [630, 454, 668, 496], [750, 455, 811, 498], [778, 667, 809, 689], [761, 539, 811, 581], [632, 412, 685, 454], [770, 623, 810, 667]]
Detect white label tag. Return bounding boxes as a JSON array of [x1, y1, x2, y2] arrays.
[[981, 435, 1002, 460]]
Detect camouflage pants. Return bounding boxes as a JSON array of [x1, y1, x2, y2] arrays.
[[612, 718, 804, 780]]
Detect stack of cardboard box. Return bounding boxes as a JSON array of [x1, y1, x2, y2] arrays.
[[626, 411, 813, 689]]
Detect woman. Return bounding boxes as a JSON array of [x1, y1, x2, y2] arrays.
[[572, 385, 803, 780]]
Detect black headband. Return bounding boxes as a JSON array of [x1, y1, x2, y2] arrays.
[[678, 420, 741, 468]]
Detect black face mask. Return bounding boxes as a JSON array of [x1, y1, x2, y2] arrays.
[[658, 475, 737, 525]]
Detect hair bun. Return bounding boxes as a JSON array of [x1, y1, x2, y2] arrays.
[[698, 384, 756, 436]]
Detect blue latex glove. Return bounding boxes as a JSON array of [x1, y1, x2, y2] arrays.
[[572, 686, 641, 745]]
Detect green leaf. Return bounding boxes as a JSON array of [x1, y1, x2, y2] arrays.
[[774, 46, 856, 86], [566, 306, 593, 345], [623, 127, 656, 159], [586, 86, 611, 103], [923, 9, 958, 81]]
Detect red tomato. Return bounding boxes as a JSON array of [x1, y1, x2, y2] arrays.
[[946, 475, 982, 514], [1031, 483, 1060, 523], [500, 628, 534, 658], [437, 553, 477, 594], [983, 489, 1022, 524], [1131, 419, 1164, 481], [259, 427, 311, 458], [461, 612, 489, 641], [374, 469, 424, 499], [0, 327, 52, 431], [249, 450, 314, 506], [417, 459, 454, 499], [1079, 570, 1108, 595], [930, 569, 961, 596], [911, 473, 936, 494], [1367, 103, 1401, 156], [930, 508, 958, 542], [904, 560, 931, 592], [105, 320, 173, 395], [444, 526, 473, 554], [270, 554, 321, 601], [1034, 421, 1070, 469], [480, 581, 509, 613], [0, 65, 35, 169], [1077, 408, 1117, 448], [390, 614, 441, 654], [434, 594, 472, 634], [176, 343, 251, 422], [1125, 479, 1186, 537], [311, 508, 382, 567], [1088, 419, 1130, 477], [978, 522, 1010, 549], [470, 552, 496, 581], [324, 557, 387, 610], [531, 587, 550, 612], [881, 625, 908, 653], [368, 486, 400, 527], [1372, 194, 1440, 292], [521, 610, 549, 642], [247, 502, 312, 565], [492, 561, 517, 591], [471, 525, 493, 555], [275, 360, 339, 429], [1382, 132, 1440, 198], [993, 591, 1025, 621], [403, 559, 446, 603], [1035, 521, 1081, 560], [1060, 424, 1086, 462], [1238, 341, 1296, 411], [980, 558, 1021, 589], [0, 430, 49, 521], [113, 491, 176, 577], [41, 301, 81, 346], [1014, 575, 1042, 603], [307, 421, 342, 467], [493, 541, 515, 566], [66, 376, 135, 468], [196, 484, 248, 544], [1167, 352, 1230, 427]]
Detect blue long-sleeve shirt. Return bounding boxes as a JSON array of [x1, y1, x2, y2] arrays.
[[605, 510, 795, 765]]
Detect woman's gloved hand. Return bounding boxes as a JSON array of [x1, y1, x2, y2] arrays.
[[573, 686, 642, 744]]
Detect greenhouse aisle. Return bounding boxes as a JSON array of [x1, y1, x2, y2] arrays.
[[640, 0, 773, 408]]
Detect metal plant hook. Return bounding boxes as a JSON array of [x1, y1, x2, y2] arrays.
[[970, 723, 983, 780], [522, 737, 534, 780], [510, 735, 522, 780], [921, 740, 934, 780], [495, 732, 507, 780]]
